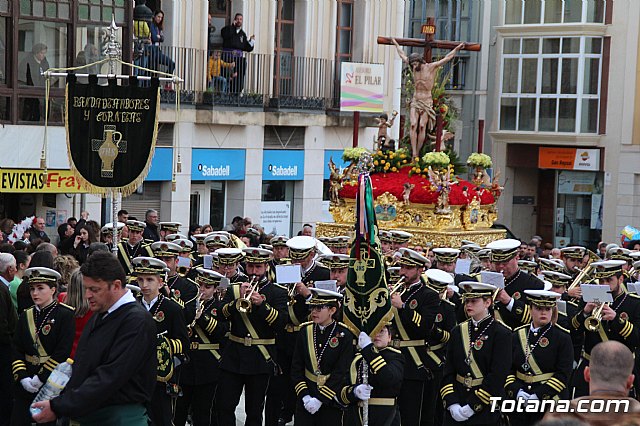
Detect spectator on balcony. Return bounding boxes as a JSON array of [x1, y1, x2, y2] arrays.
[[221, 13, 254, 93], [207, 13, 217, 55], [18, 43, 50, 121], [149, 10, 175, 79], [133, 15, 152, 73], [208, 50, 235, 93]]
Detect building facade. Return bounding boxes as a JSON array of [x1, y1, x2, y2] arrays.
[[486, 0, 640, 248]]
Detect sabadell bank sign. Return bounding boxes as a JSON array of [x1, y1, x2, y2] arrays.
[[263, 150, 304, 180], [191, 149, 246, 180]]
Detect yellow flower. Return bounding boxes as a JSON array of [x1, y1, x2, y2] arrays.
[[389, 153, 395, 159], [377, 150, 383, 155], [374, 161, 379, 166], [381, 160, 386, 164], [401, 154, 406, 159], [392, 167, 397, 172], [402, 160, 407, 164], [422, 168, 429, 173]]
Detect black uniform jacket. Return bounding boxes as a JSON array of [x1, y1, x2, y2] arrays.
[[50, 301, 156, 418], [12, 301, 75, 386], [143, 294, 190, 363], [291, 321, 354, 406], [117, 240, 153, 276], [494, 270, 545, 329], [570, 291, 640, 357], [506, 322, 573, 400], [165, 274, 198, 324], [390, 277, 440, 379], [441, 316, 512, 425], [181, 298, 228, 385], [219, 279, 288, 375]]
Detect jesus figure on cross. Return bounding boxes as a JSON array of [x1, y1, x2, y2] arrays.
[[391, 38, 464, 159]]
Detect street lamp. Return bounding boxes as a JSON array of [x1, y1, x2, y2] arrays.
[[133, 0, 154, 22]]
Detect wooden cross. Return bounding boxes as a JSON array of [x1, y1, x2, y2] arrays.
[[377, 17, 481, 151]]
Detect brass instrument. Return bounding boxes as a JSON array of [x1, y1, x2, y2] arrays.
[[188, 292, 207, 337], [584, 302, 609, 332], [389, 277, 407, 297], [177, 265, 190, 276], [236, 276, 259, 313], [567, 253, 598, 295]]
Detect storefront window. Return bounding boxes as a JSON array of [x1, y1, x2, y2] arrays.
[[499, 36, 602, 133], [555, 170, 603, 248], [209, 181, 225, 230]]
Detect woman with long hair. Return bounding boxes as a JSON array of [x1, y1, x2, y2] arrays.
[[149, 10, 175, 75], [69, 224, 98, 265], [61, 269, 92, 358], [53, 255, 80, 293]]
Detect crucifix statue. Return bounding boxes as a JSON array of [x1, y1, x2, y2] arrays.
[[378, 17, 481, 159]]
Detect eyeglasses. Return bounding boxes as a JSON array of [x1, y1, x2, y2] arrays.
[[310, 305, 329, 311]]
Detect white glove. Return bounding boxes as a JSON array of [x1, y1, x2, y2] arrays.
[[30, 375, 44, 390], [517, 389, 531, 400], [358, 331, 372, 349], [460, 404, 474, 419], [20, 377, 38, 393], [527, 393, 539, 401], [304, 397, 322, 414], [448, 403, 466, 422], [354, 384, 373, 400], [302, 395, 311, 405]]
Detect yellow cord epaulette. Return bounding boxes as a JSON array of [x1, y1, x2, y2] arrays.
[[300, 321, 313, 327], [496, 319, 512, 331], [567, 300, 579, 307], [555, 324, 570, 333], [59, 302, 75, 311], [558, 310, 567, 317], [273, 283, 288, 291], [628, 293, 640, 299], [338, 321, 351, 330], [442, 298, 456, 307], [382, 346, 402, 354], [514, 324, 529, 332]]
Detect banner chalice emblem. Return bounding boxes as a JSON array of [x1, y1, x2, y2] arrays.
[[92, 125, 127, 178]]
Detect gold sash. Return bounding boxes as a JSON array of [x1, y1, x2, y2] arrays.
[[193, 324, 221, 361], [392, 307, 424, 369], [26, 309, 49, 359], [233, 285, 273, 363], [460, 321, 484, 380]]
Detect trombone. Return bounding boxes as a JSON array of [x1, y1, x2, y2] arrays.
[[236, 276, 259, 313], [567, 253, 598, 298], [389, 277, 407, 297]]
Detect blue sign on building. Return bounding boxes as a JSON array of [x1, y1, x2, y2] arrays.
[[262, 150, 304, 180], [146, 147, 173, 181], [192, 149, 246, 180], [323, 150, 349, 179]]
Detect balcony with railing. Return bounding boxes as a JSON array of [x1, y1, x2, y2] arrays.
[[145, 46, 338, 110]]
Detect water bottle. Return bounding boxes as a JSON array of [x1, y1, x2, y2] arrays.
[[29, 358, 74, 417]]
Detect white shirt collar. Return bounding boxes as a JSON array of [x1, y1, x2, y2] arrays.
[[472, 315, 491, 327], [105, 290, 136, 316], [142, 295, 159, 312], [0, 275, 9, 287], [530, 324, 540, 333]]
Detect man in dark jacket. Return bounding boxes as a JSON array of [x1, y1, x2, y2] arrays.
[[32, 252, 156, 425], [142, 209, 160, 242], [221, 13, 255, 93]]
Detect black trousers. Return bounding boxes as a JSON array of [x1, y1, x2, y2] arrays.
[[173, 382, 217, 426], [215, 370, 270, 426], [344, 404, 399, 426], [420, 370, 442, 426], [0, 345, 13, 426], [294, 400, 343, 425], [571, 358, 589, 398], [398, 379, 425, 426], [264, 372, 296, 425], [149, 383, 173, 426], [229, 57, 247, 93]]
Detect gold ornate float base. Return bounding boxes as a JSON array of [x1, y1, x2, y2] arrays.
[[316, 222, 506, 248]]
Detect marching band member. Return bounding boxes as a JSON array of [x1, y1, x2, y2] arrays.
[[165, 233, 189, 243], [216, 248, 287, 426], [11, 267, 74, 426], [440, 282, 512, 426], [133, 257, 189, 426], [117, 220, 153, 276], [100, 222, 124, 250], [542, 270, 582, 361], [487, 239, 544, 329], [151, 241, 198, 323], [341, 324, 405, 426], [570, 259, 640, 397], [379, 231, 395, 263], [267, 235, 290, 283], [192, 233, 209, 256], [505, 290, 573, 426], [172, 237, 194, 261], [476, 249, 491, 272], [319, 254, 350, 295], [215, 248, 248, 283], [158, 222, 182, 242], [560, 246, 586, 279], [326, 236, 350, 255], [291, 287, 354, 425], [518, 260, 538, 276], [389, 230, 413, 253], [174, 269, 228, 426], [389, 248, 439, 426]]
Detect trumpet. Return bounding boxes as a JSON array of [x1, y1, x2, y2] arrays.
[[584, 302, 609, 332], [236, 276, 259, 313], [389, 276, 407, 297], [177, 265, 190, 276], [568, 256, 597, 295]]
